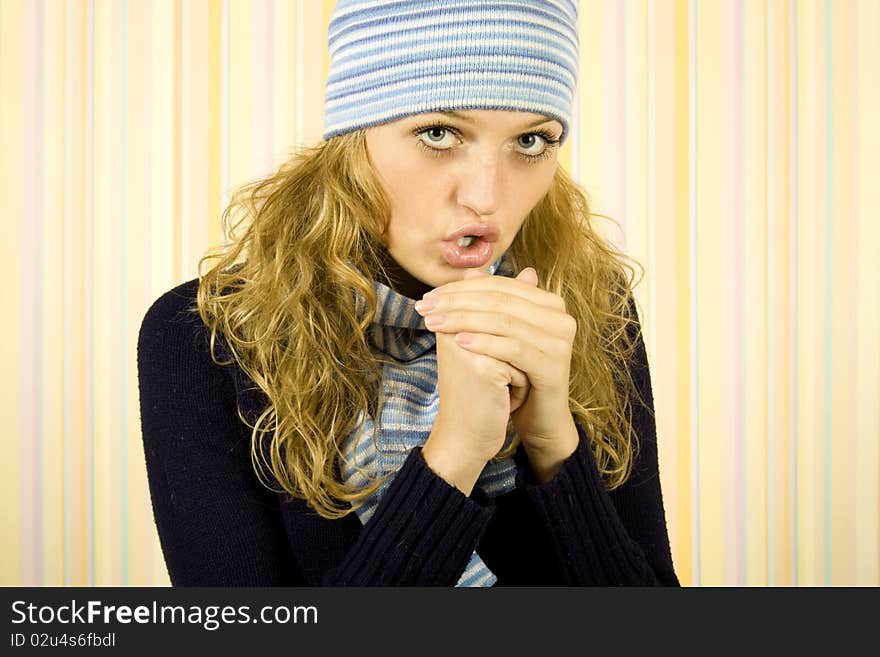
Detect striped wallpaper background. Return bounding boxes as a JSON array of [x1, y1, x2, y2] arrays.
[[1, 0, 877, 587]]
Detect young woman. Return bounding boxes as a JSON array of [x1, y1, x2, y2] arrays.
[[137, 0, 679, 586]]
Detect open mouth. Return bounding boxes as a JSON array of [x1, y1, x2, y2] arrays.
[[441, 223, 499, 268], [442, 235, 494, 268]]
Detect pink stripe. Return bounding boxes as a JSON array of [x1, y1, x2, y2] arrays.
[[720, 0, 745, 585]]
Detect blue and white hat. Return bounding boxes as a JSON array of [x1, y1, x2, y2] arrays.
[[322, 0, 579, 143]]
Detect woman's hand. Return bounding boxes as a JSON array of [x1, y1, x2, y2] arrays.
[[418, 268, 534, 494], [421, 329, 528, 495], [416, 267, 580, 481]]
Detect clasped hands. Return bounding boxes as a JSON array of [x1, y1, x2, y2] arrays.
[[414, 267, 580, 482]]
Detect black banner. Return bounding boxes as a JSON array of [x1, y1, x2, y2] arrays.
[[1, 586, 875, 653]]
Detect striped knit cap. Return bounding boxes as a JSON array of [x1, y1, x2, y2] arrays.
[[323, 0, 579, 143]]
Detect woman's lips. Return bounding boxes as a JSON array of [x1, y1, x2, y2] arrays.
[[440, 221, 500, 268], [441, 236, 495, 268]]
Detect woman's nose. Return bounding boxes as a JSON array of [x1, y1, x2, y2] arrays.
[[456, 154, 502, 217]]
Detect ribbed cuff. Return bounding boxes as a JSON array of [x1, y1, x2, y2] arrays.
[[521, 424, 657, 585], [325, 446, 495, 586]]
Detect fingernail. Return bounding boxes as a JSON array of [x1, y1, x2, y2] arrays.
[[424, 313, 445, 329], [414, 298, 436, 314], [455, 332, 474, 345]]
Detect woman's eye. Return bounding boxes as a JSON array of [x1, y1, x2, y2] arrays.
[[419, 127, 456, 149], [517, 133, 548, 156]]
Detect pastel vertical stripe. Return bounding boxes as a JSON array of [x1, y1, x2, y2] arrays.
[[718, 0, 744, 585], [0, 0, 877, 587], [19, 0, 40, 586], [93, 0, 114, 586], [796, 0, 814, 586], [694, 0, 724, 586], [83, 0, 95, 586], [688, 0, 701, 585], [607, 0, 625, 246], [43, 0, 65, 588], [789, 0, 800, 586], [854, 0, 880, 588], [1, 0, 25, 588], [743, 0, 768, 586], [675, 0, 695, 585]]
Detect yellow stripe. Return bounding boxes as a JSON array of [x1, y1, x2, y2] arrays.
[[208, 0, 222, 251], [854, 0, 880, 587], [651, 0, 683, 586], [694, 0, 724, 585], [743, 0, 769, 586], [625, 0, 648, 304], [0, 0, 24, 585], [273, 0, 296, 170], [672, 0, 693, 586], [121, 0, 147, 586], [769, 0, 793, 585], [150, 0, 175, 298], [795, 0, 821, 586], [229, 0, 254, 187]]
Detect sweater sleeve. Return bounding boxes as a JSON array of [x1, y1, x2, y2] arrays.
[[322, 446, 496, 585], [137, 279, 305, 585], [515, 295, 680, 586]]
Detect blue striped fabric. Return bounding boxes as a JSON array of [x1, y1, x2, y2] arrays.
[[340, 254, 519, 587], [323, 0, 579, 143]]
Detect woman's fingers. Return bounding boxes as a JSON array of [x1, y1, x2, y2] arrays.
[[417, 292, 574, 342], [453, 329, 571, 390], [415, 268, 577, 391], [423, 307, 576, 352], [424, 268, 565, 312]]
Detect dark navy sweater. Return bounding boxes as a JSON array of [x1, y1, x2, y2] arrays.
[[136, 277, 679, 586]]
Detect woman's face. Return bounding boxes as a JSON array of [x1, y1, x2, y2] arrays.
[[364, 109, 562, 298]]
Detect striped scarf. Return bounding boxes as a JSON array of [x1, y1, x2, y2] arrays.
[[340, 254, 518, 587]]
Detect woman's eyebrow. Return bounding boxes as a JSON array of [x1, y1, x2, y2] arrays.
[[433, 110, 557, 130]]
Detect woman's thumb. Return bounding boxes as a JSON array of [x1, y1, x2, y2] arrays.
[[516, 267, 539, 287]]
